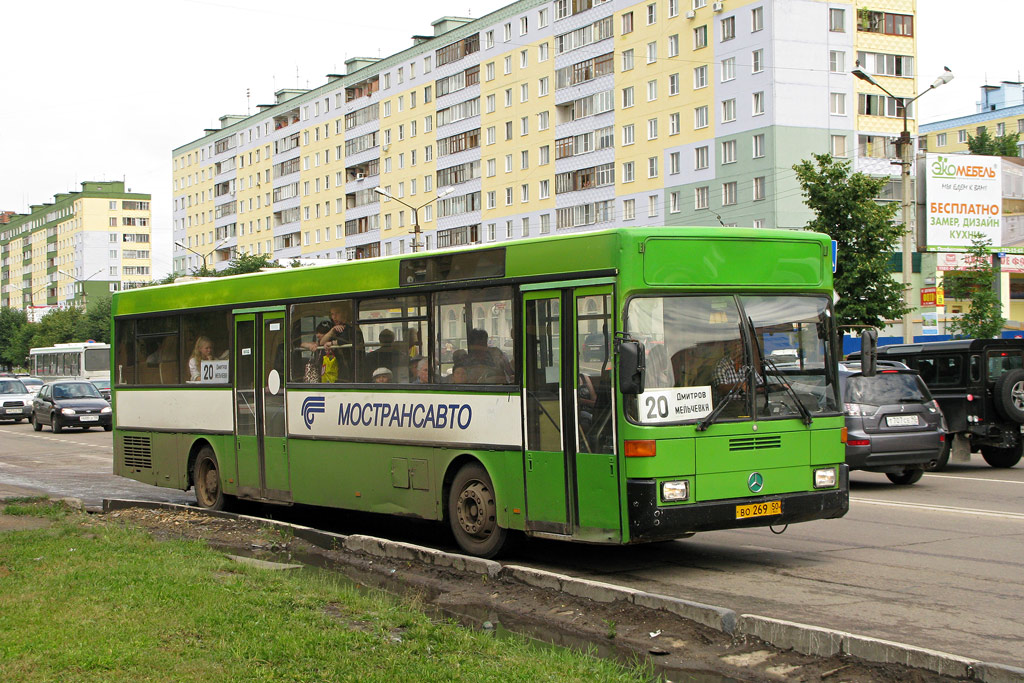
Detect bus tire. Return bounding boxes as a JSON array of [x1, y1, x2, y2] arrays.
[[980, 443, 1023, 469], [448, 463, 506, 558], [193, 447, 230, 510]]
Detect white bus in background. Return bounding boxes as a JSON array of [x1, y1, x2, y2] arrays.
[[29, 342, 110, 381]]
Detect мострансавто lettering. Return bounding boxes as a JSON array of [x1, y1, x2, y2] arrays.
[[338, 401, 472, 429]]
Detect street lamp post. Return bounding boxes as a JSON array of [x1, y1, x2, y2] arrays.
[[373, 187, 455, 253], [175, 239, 229, 274], [57, 269, 103, 309], [852, 65, 953, 343]]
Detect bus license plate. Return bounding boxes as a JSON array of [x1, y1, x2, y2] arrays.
[[736, 500, 782, 520], [886, 415, 919, 427], [80, 415, 99, 422]]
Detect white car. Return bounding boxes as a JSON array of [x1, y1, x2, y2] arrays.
[[0, 377, 35, 422]]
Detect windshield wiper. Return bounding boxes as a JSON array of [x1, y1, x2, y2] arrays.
[[697, 364, 751, 432], [761, 354, 813, 425]]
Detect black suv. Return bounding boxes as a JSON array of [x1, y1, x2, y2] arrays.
[[855, 339, 1024, 470], [838, 361, 945, 485]]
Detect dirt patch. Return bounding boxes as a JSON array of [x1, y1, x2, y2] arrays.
[[97, 506, 964, 683], [0, 515, 52, 533]]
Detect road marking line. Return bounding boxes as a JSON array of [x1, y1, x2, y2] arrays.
[[851, 496, 1024, 521], [926, 474, 1024, 486]]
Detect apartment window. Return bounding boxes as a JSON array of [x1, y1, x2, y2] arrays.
[[648, 157, 658, 178], [540, 214, 551, 233], [647, 80, 658, 101], [997, 122, 1006, 136], [647, 118, 658, 140], [830, 92, 846, 116], [669, 112, 680, 135], [540, 145, 550, 165], [486, 94, 496, 113], [540, 179, 550, 199], [669, 0, 679, 18], [829, 50, 845, 73], [752, 91, 764, 115], [505, 154, 513, 172], [622, 49, 634, 71], [751, 6, 763, 32], [829, 8, 844, 32], [1018, 119, 1024, 133], [538, 8, 548, 27], [622, 11, 634, 34], [647, 42, 657, 64], [622, 161, 635, 183], [622, 86, 634, 108], [505, 121, 513, 140], [485, 30, 494, 48], [504, 56, 512, 74], [668, 34, 679, 57], [958, 130, 968, 143], [539, 77, 549, 96], [831, 134, 847, 157], [721, 16, 735, 41], [623, 199, 636, 220], [647, 2, 656, 24], [752, 49, 763, 73], [695, 105, 708, 129], [936, 132, 947, 147], [721, 57, 735, 82], [487, 191, 496, 209], [752, 134, 765, 158], [503, 22, 511, 41], [693, 25, 707, 49], [486, 62, 495, 80], [695, 186, 709, 209], [694, 65, 708, 89], [648, 195, 658, 217], [753, 176, 766, 201], [520, 49, 528, 68], [505, 188, 513, 206], [695, 145, 709, 170], [669, 73, 680, 95], [623, 124, 635, 145], [858, 11, 913, 36], [521, 185, 529, 202], [539, 42, 549, 62], [722, 181, 737, 206], [721, 139, 736, 164], [521, 83, 529, 102], [670, 152, 680, 174], [722, 98, 736, 122], [487, 126, 496, 145], [538, 111, 549, 130], [520, 16, 528, 35], [670, 191, 681, 214]]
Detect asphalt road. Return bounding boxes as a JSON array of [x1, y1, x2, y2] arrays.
[[0, 419, 1020, 668]]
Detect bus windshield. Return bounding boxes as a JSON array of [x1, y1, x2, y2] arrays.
[[627, 294, 839, 424], [85, 348, 111, 373]]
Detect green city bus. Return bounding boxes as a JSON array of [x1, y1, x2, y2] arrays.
[[111, 227, 848, 557]]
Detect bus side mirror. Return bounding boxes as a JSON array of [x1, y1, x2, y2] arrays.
[[861, 329, 877, 377], [617, 339, 645, 395]]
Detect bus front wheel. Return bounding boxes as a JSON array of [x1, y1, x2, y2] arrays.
[[448, 463, 506, 558], [193, 447, 229, 510]]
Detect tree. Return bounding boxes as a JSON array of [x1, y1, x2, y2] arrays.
[[76, 296, 112, 344], [793, 153, 910, 329], [967, 128, 1021, 157], [219, 253, 281, 276], [0, 307, 29, 369], [942, 237, 1005, 339], [28, 307, 84, 349]]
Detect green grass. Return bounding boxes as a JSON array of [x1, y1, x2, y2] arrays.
[[0, 505, 650, 682]]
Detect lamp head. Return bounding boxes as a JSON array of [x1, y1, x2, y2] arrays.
[[931, 67, 954, 88], [851, 68, 879, 87], [436, 187, 455, 199], [373, 187, 394, 200]]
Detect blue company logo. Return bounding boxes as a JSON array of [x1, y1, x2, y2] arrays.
[[302, 396, 326, 429], [747, 472, 764, 493]]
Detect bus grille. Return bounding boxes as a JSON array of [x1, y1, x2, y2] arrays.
[[122, 436, 153, 469], [729, 435, 782, 451]]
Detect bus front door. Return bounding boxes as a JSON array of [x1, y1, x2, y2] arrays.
[[233, 311, 291, 502], [523, 286, 619, 541]]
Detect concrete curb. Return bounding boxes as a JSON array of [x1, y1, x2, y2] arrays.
[[98, 500, 1021, 681]]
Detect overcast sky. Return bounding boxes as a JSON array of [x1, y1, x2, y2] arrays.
[[1, 0, 1019, 278]]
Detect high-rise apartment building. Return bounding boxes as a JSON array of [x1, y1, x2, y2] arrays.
[[172, 0, 917, 273], [0, 181, 153, 314]]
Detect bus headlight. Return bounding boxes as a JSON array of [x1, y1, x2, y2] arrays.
[[661, 480, 690, 502], [814, 468, 837, 489], [61, 408, 76, 416]]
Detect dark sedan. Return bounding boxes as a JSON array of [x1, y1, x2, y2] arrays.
[[31, 381, 112, 433]]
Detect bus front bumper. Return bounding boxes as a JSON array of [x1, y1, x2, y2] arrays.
[[626, 465, 849, 543]]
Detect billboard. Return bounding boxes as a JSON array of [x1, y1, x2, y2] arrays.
[[924, 153, 1007, 252]]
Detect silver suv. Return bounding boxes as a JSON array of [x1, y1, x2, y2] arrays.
[[0, 377, 34, 422], [839, 361, 946, 485]]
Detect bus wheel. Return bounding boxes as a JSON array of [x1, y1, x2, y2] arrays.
[[193, 447, 229, 510], [448, 463, 506, 558]]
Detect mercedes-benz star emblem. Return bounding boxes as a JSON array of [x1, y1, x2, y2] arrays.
[[748, 472, 764, 493]]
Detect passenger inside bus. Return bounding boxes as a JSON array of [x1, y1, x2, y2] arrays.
[[372, 367, 393, 383], [464, 328, 513, 383], [320, 301, 360, 382], [364, 329, 401, 381]]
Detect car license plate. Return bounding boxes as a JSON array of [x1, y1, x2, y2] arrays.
[[886, 415, 919, 427], [736, 500, 782, 520], [80, 415, 99, 422], [5, 408, 21, 414]]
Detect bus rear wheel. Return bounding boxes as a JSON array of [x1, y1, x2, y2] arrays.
[[193, 447, 230, 510], [448, 463, 506, 558]]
